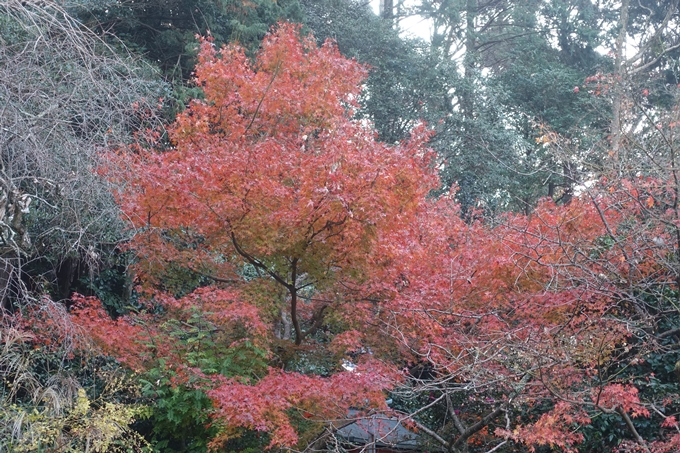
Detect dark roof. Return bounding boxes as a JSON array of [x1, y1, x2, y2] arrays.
[[336, 411, 422, 451]]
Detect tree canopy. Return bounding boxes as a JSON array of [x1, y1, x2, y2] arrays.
[[2, 0, 680, 452]]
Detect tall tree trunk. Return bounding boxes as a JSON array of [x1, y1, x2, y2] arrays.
[[461, 0, 477, 120], [611, 0, 630, 168], [381, 0, 394, 20], [561, 161, 575, 205]]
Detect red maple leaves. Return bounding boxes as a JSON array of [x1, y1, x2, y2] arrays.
[[70, 22, 680, 453], [76, 22, 436, 448]]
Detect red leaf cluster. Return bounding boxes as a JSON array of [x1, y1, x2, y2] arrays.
[[72, 22, 680, 453]]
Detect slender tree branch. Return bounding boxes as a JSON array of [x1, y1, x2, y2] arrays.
[[617, 408, 650, 451], [230, 232, 292, 289], [451, 406, 505, 450], [290, 257, 303, 345], [625, 0, 679, 67], [410, 418, 451, 449], [243, 59, 282, 136]]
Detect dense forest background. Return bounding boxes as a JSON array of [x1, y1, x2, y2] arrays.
[[2, 0, 680, 451]]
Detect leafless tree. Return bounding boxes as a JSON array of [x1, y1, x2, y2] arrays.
[[0, 0, 166, 307]]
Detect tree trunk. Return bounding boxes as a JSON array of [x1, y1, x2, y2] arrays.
[[461, 0, 477, 120], [381, 0, 394, 20], [611, 0, 630, 168]]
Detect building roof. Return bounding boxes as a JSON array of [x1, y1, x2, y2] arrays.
[[336, 411, 423, 451]]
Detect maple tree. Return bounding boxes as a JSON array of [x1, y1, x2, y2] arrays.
[[370, 82, 680, 452], [370, 190, 680, 453], [117, 21, 437, 345], [68, 17, 680, 453], [73, 22, 437, 449]]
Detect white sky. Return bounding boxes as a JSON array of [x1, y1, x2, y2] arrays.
[[370, 0, 432, 41], [369, 1, 648, 60]]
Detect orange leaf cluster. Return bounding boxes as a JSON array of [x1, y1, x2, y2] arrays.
[[71, 22, 680, 453]]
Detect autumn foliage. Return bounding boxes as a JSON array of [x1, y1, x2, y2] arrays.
[[74, 22, 434, 449], [69, 23, 680, 453]]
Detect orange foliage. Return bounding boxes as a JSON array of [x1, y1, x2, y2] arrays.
[[71, 21, 680, 453], [78, 22, 434, 448]]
